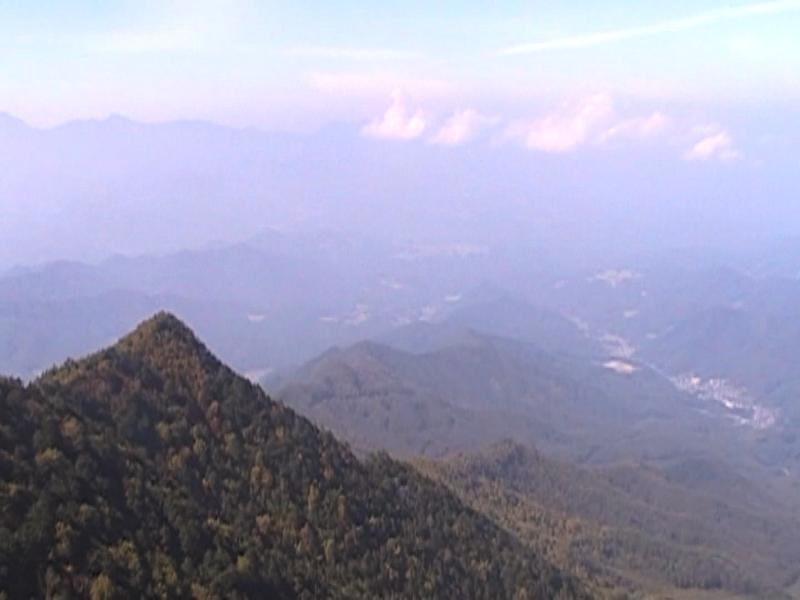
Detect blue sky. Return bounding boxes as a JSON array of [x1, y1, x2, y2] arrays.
[[2, 0, 799, 134]]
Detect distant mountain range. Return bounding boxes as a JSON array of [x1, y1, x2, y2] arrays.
[[4, 313, 798, 598], [276, 322, 773, 467], [3, 309, 800, 596], [274, 319, 800, 597], [2, 110, 798, 269], [0, 230, 515, 378]]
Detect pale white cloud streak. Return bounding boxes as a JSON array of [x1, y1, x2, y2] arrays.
[[499, 0, 800, 55]]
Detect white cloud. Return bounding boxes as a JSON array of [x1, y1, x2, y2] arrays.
[[684, 129, 741, 161], [361, 91, 426, 140], [600, 111, 670, 142], [506, 93, 613, 153], [430, 109, 497, 146], [499, 0, 800, 55], [352, 86, 737, 161]]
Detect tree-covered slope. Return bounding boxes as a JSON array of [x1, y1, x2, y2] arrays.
[[276, 331, 744, 465], [419, 441, 800, 599], [0, 313, 588, 599]]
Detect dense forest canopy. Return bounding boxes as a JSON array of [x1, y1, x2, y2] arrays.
[[0, 313, 589, 599]]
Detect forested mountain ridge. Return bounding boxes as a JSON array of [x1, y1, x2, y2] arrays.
[[273, 301, 800, 598], [276, 330, 746, 465], [0, 313, 589, 599], [419, 441, 800, 599]]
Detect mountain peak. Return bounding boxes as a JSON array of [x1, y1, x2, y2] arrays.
[[11, 313, 585, 599], [126, 310, 198, 344], [114, 311, 223, 375], [39, 312, 226, 402]]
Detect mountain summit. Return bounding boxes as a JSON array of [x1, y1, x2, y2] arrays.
[[0, 314, 588, 599]]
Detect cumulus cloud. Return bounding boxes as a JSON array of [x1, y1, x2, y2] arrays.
[[359, 90, 736, 162], [684, 128, 741, 161], [430, 109, 497, 146], [361, 91, 426, 140], [505, 93, 614, 153], [600, 111, 670, 142]]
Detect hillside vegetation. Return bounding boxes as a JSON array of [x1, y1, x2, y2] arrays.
[[419, 441, 800, 599], [277, 330, 800, 598], [0, 313, 588, 599]]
